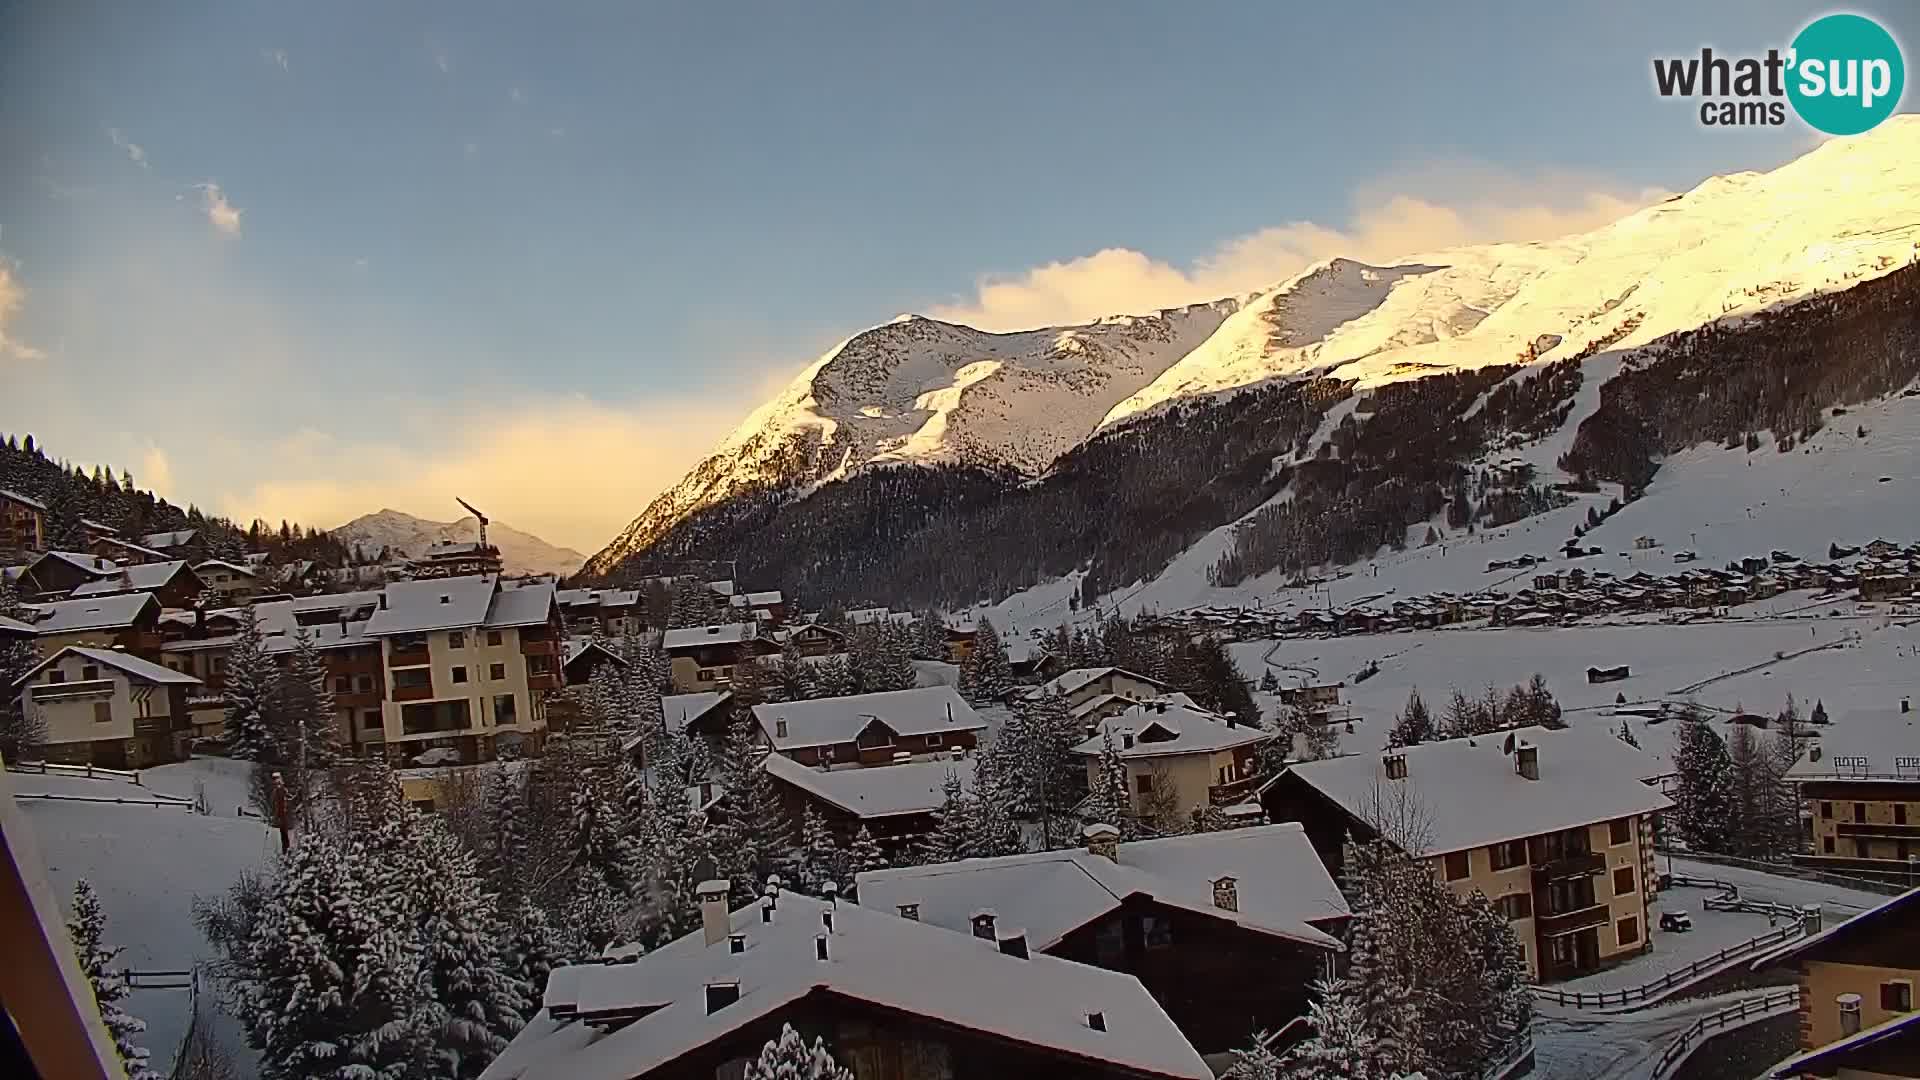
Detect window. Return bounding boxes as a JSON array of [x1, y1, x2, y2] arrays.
[[1609, 818, 1632, 846], [1616, 915, 1640, 947], [1824, 835, 1835, 853], [494, 695, 517, 727], [1856, 803, 1868, 822], [93, 702, 112, 724], [697, 667, 716, 681], [1444, 851, 1471, 881], [489, 663, 506, 681], [1135, 774, 1154, 794], [392, 668, 431, 690], [486, 631, 502, 646], [361, 709, 382, 730], [1899, 805, 1910, 825], [335, 676, 352, 693], [527, 655, 553, 675], [448, 632, 466, 649], [1821, 801, 1833, 818], [355, 674, 373, 693], [1882, 981, 1913, 1013], [47, 669, 65, 684], [451, 666, 468, 684], [926, 734, 942, 747], [82, 664, 99, 681], [1613, 865, 1636, 897], [1490, 839, 1527, 871], [1497, 893, 1532, 921]]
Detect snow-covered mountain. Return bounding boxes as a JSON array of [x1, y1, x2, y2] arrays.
[[586, 118, 1920, 593], [335, 509, 586, 577]]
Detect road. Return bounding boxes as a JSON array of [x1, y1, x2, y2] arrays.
[[1532, 987, 1787, 1080]]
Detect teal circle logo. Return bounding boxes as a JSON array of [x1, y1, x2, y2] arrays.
[[1787, 14, 1905, 135]]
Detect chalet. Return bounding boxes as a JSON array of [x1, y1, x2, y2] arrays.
[[1633, 536, 1659, 550], [408, 539, 505, 579], [942, 623, 978, 665], [1865, 539, 1901, 559], [561, 639, 628, 687], [857, 823, 1346, 1054], [1008, 638, 1065, 683], [1071, 701, 1272, 822], [1277, 682, 1343, 715], [727, 589, 787, 626], [762, 750, 974, 853], [10, 646, 200, 767], [0, 488, 47, 561], [556, 587, 648, 638], [663, 690, 736, 743], [783, 621, 848, 659], [1790, 710, 1920, 883], [15, 551, 120, 599], [139, 529, 203, 561], [1039, 667, 1172, 712], [752, 686, 986, 767], [1861, 572, 1914, 601], [662, 622, 781, 692], [488, 886, 1213, 1080], [69, 560, 205, 609], [86, 534, 168, 566], [1586, 665, 1632, 684], [1267, 726, 1671, 982], [26, 593, 165, 660], [1757, 887, 1920, 1078]]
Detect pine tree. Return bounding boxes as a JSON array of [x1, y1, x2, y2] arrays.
[[407, 818, 526, 1077], [498, 898, 568, 1015], [914, 770, 977, 865], [223, 605, 278, 760], [1616, 720, 1640, 748], [1810, 699, 1829, 725], [958, 617, 1012, 703], [1181, 635, 1257, 722], [1085, 727, 1134, 837], [846, 825, 888, 896], [776, 639, 817, 701], [969, 752, 1024, 857], [1277, 979, 1384, 1079], [0, 576, 45, 760], [1672, 709, 1735, 853], [808, 653, 856, 699], [666, 578, 715, 629], [1389, 689, 1435, 747], [794, 804, 846, 896], [67, 881, 159, 1080], [721, 713, 792, 897], [279, 626, 337, 772], [1726, 721, 1766, 856], [744, 1023, 855, 1080]]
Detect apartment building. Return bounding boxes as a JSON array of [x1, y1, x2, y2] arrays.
[[1761, 887, 1920, 1078], [662, 622, 780, 692], [9, 646, 199, 767], [1791, 708, 1920, 885], [1268, 725, 1671, 982], [1072, 699, 1271, 823], [362, 576, 562, 763], [0, 488, 47, 561], [1037, 666, 1172, 713]]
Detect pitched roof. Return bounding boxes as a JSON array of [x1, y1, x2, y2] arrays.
[[25, 592, 158, 633], [0, 488, 47, 511], [1766, 1008, 1920, 1077], [761, 752, 975, 819], [69, 560, 194, 597], [1069, 701, 1269, 759], [856, 824, 1346, 952], [92, 536, 168, 561], [1787, 709, 1920, 781], [1752, 885, 1920, 971], [751, 686, 985, 752], [661, 623, 764, 651], [140, 529, 197, 549], [1042, 666, 1168, 698], [33, 550, 119, 578], [1283, 725, 1674, 856], [481, 891, 1211, 1080], [485, 581, 557, 629], [363, 575, 497, 635], [12, 645, 200, 689], [0, 614, 36, 636], [662, 692, 732, 733], [192, 558, 258, 577]]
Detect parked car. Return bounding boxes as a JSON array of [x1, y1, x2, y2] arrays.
[[1660, 910, 1694, 933]]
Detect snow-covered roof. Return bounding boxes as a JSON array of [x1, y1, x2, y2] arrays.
[[92, 536, 168, 561], [1752, 884, 1920, 972], [844, 606, 890, 625], [13, 645, 201, 689], [660, 623, 764, 651], [1069, 701, 1270, 760], [0, 487, 47, 511], [363, 575, 497, 635], [705, 579, 735, 596], [0, 614, 35, 636], [751, 686, 985, 752], [1765, 1009, 1920, 1078], [729, 590, 783, 607], [25, 592, 158, 633], [191, 558, 257, 577], [857, 824, 1346, 952], [35, 549, 119, 578], [563, 639, 628, 669], [482, 891, 1211, 1080], [69, 560, 193, 597], [1786, 709, 1920, 781], [140, 529, 197, 549], [662, 691, 732, 733], [761, 752, 975, 819], [1041, 666, 1168, 698], [1283, 726, 1673, 857], [485, 581, 557, 629]]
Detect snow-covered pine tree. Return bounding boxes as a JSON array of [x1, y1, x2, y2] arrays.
[[223, 604, 279, 760], [1181, 635, 1258, 723], [911, 610, 949, 661], [958, 617, 1011, 704], [278, 626, 337, 772], [914, 770, 977, 865], [666, 577, 717, 628], [721, 712, 793, 898], [1761, 698, 1808, 858], [1672, 708, 1734, 853], [846, 824, 888, 895], [807, 652, 856, 699], [483, 764, 529, 903], [1616, 720, 1641, 748], [1388, 689, 1435, 747], [0, 576, 45, 760], [1084, 727, 1134, 838], [969, 752, 1024, 857], [1276, 978, 1383, 1079], [776, 639, 817, 701], [67, 880, 159, 1080], [794, 804, 847, 896], [878, 621, 918, 691], [1726, 721, 1767, 856], [743, 1023, 855, 1080], [498, 897, 569, 1017], [406, 816, 526, 1077]]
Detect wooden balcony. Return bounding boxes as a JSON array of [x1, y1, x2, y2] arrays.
[[1532, 850, 1605, 883], [132, 715, 182, 738], [1836, 821, 1920, 840], [388, 644, 430, 668], [29, 679, 116, 702], [520, 636, 560, 657], [393, 683, 435, 703], [1535, 903, 1609, 938], [1208, 774, 1263, 806]]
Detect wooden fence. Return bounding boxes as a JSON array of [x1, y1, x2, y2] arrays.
[[1649, 987, 1801, 1080]]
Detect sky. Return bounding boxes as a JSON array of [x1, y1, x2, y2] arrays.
[[1, 1, 1915, 554]]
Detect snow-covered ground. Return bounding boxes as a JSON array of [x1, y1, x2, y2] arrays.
[[1533, 986, 1795, 1080], [11, 767, 276, 1076]]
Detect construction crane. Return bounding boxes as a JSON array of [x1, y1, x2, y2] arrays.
[[455, 497, 489, 549]]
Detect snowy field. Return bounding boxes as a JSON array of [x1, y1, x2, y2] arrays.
[[11, 766, 276, 1075]]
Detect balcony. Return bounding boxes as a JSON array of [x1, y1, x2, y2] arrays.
[[400, 700, 473, 736], [388, 645, 430, 668], [1535, 903, 1609, 938], [527, 672, 562, 691], [1208, 774, 1263, 806], [132, 715, 182, 738], [29, 679, 116, 702], [1836, 821, 1920, 840], [393, 683, 435, 703], [1532, 850, 1606, 883], [520, 635, 560, 657]]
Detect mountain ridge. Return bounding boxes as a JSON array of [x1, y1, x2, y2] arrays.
[[335, 509, 586, 578]]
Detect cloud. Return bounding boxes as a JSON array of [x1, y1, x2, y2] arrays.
[[194, 183, 243, 234], [262, 48, 289, 72], [0, 257, 48, 363], [139, 444, 175, 500], [215, 396, 748, 552], [107, 127, 149, 169], [930, 165, 1666, 331]]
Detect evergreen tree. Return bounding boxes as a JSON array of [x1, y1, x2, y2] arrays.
[[223, 605, 278, 760], [1615, 720, 1640, 748], [407, 818, 526, 1077], [776, 639, 817, 701], [846, 825, 888, 895], [1180, 635, 1258, 722], [1810, 699, 1829, 725], [1389, 689, 1435, 747], [666, 578, 715, 629], [67, 880, 159, 1080], [969, 752, 1024, 857], [744, 1023, 855, 1080], [1275, 979, 1384, 1079], [720, 713, 792, 897], [807, 653, 856, 699], [279, 626, 337, 771], [1085, 727, 1134, 837], [0, 576, 45, 760], [1671, 709, 1735, 853], [958, 617, 1012, 703], [914, 770, 977, 865], [794, 804, 846, 896], [1726, 721, 1767, 856]]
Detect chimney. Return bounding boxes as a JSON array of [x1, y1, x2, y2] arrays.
[[705, 981, 740, 1014], [760, 899, 774, 924], [949, 746, 964, 761], [897, 903, 920, 921], [698, 879, 732, 947], [970, 909, 997, 940], [1903, 697, 1912, 714], [996, 930, 1029, 959], [1516, 743, 1540, 782], [1383, 752, 1408, 781], [822, 881, 839, 906], [728, 933, 746, 955], [1838, 993, 1862, 1036], [814, 933, 831, 961], [821, 910, 835, 933], [1087, 1011, 1107, 1032], [1212, 875, 1239, 913], [1084, 822, 1120, 862], [1122, 733, 1135, 749], [1811, 745, 1822, 762], [379, 592, 388, 609]]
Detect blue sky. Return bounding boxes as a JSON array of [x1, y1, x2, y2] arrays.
[[1, 1, 1914, 550]]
